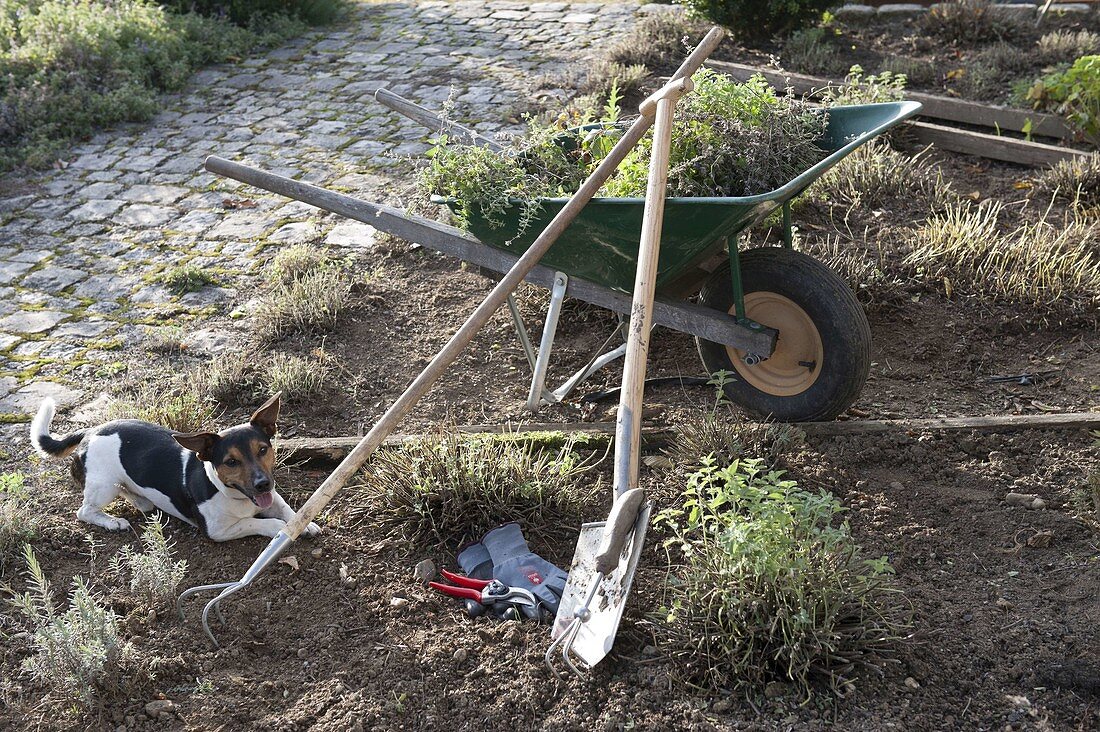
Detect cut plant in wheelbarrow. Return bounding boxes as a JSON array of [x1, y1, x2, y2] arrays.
[[423, 70, 921, 422]]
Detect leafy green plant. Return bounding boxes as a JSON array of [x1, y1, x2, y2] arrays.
[[653, 459, 907, 696], [878, 56, 937, 88], [1026, 56, 1100, 146], [108, 514, 187, 610], [0, 472, 39, 566], [821, 65, 907, 106], [0, 0, 318, 171], [7, 545, 134, 704], [679, 0, 838, 41], [352, 431, 599, 547]]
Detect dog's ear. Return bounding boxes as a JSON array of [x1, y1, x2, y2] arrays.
[[250, 392, 282, 438], [174, 432, 220, 462]]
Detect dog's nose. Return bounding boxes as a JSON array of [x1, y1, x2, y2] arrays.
[[253, 478, 271, 493]]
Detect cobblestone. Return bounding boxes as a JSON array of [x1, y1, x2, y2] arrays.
[[0, 0, 641, 422]]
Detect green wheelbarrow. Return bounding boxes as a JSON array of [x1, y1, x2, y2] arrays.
[[205, 93, 920, 423], [433, 100, 922, 422]]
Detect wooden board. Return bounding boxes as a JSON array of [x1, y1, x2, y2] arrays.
[[906, 121, 1088, 166], [707, 60, 1075, 140], [276, 412, 1100, 462]]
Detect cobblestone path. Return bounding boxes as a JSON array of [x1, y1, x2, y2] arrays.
[[0, 0, 645, 438]]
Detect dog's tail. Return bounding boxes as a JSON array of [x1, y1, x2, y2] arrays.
[[30, 398, 86, 458]]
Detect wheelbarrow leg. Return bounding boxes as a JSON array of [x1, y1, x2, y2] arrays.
[[525, 272, 569, 411]]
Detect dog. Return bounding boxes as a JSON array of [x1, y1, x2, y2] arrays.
[[30, 393, 320, 542]]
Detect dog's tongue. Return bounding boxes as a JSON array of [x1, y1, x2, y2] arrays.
[[254, 491, 274, 509]]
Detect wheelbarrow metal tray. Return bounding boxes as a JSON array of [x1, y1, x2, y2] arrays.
[[434, 102, 921, 295]]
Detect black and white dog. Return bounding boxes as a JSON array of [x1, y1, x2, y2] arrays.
[[30, 393, 319, 542]]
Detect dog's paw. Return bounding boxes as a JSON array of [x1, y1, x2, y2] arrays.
[[103, 516, 132, 532], [303, 522, 321, 538]]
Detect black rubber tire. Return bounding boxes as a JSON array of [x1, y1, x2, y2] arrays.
[[695, 247, 872, 422]]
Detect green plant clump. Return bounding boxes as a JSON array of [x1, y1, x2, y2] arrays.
[[679, 0, 838, 41], [7, 545, 134, 704], [352, 431, 598, 547], [0, 0, 333, 171], [1027, 55, 1100, 147], [0, 472, 39, 566], [157, 0, 344, 25], [159, 263, 218, 294], [654, 459, 906, 696], [108, 514, 187, 609], [421, 70, 826, 230]]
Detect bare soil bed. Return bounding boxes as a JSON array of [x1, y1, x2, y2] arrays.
[[2, 132, 1098, 731]]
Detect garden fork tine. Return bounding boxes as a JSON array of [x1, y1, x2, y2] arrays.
[[176, 28, 725, 647]]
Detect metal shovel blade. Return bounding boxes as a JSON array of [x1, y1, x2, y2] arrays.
[[551, 502, 651, 668]]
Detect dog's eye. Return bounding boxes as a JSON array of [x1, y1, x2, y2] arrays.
[[258, 446, 268, 456], [224, 458, 240, 468]]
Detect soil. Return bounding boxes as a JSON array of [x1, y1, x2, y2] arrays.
[[3, 40, 1100, 732]]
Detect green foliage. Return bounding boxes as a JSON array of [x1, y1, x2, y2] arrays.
[[106, 381, 220, 432], [159, 263, 218, 294], [654, 459, 906, 696], [352, 432, 598, 547], [107, 514, 187, 609], [1027, 56, 1100, 146], [678, 0, 838, 41], [0, 472, 38, 566], [0, 0, 314, 171], [6, 545, 133, 704], [878, 56, 937, 89], [821, 65, 907, 106], [783, 27, 846, 77], [423, 70, 827, 228], [157, 0, 344, 25]]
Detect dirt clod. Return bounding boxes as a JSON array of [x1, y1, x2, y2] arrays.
[[1005, 492, 1046, 510], [414, 558, 436, 583]]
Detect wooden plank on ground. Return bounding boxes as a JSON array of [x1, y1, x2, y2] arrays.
[[907, 121, 1087, 166], [707, 60, 1074, 140], [277, 412, 1100, 462], [800, 412, 1100, 437]]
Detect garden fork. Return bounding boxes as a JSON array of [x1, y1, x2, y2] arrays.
[[176, 26, 725, 647]]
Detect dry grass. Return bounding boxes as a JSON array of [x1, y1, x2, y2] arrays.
[[255, 267, 355, 344], [1037, 30, 1100, 65], [811, 141, 954, 211], [1034, 154, 1100, 210], [265, 243, 333, 287], [783, 28, 846, 77], [904, 199, 1100, 312], [665, 414, 804, 472], [606, 10, 709, 71], [923, 0, 1024, 45], [260, 352, 331, 402], [105, 381, 220, 433], [350, 431, 599, 547], [801, 235, 908, 309]]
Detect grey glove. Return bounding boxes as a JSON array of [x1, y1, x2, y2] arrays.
[[457, 523, 567, 620]]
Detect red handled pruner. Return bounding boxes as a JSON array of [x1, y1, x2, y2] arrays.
[[429, 569, 538, 612]]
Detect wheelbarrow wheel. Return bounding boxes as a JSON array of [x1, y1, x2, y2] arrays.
[[695, 247, 871, 422]]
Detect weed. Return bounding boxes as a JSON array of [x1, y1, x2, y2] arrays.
[[606, 10, 710, 71], [159, 264, 218, 295], [6, 545, 134, 705], [255, 267, 355, 344], [905, 200, 1100, 312], [1034, 153, 1100, 209], [1037, 31, 1100, 65], [351, 431, 598, 547], [666, 412, 804, 471], [784, 28, 846, 77], [260, 352, 330, 401], [653, 459, 907, 696], [801, 236, 907, 308], [1026, 55, 1100, 146], [107, 515, 186, 610], [194, 350, 261, 405], [923, 0, 1023, 45], [266, 243, 335, 288], [106, 381, 220, 433], [878, 57, 937, 88], [0, 472, 38, 567], [144, 326, 187, 355], [811, 141, 954, 210], [821, 65, 907, 106]]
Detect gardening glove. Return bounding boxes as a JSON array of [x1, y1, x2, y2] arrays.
[[473, 523, 568, 617], [456, 540, 493, 580]]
